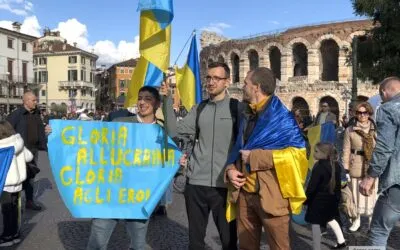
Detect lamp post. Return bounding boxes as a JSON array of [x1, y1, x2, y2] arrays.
[[341, 85, 352, 116]]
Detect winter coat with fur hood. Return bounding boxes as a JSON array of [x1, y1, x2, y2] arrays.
[[0, 134, 33, 193]]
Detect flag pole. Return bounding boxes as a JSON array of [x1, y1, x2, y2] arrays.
[[173, 30, 196, 66], [162, 72, 169, 162]]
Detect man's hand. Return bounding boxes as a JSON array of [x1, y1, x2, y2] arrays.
[[45, 125, 52, 136], [160, 82, 169, 96], [359, 176, 375, 196], [227, 169, 246, 189], [240, 150, 251, 164], [179, 154, 188, 166]]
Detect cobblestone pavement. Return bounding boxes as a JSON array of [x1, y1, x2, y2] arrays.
[[0, 151, 398, 250]]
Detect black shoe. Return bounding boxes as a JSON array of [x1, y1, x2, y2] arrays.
[[12, 233, 21, 244], [331, 242, 347, 249], [0, 236, 14, 247], [26, 201, 42, 211]]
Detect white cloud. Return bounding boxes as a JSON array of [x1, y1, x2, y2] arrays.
[[268, 21, 280, 25], [201, 22, 231, 34], [0, 0, 33, 16], [0, 15, 40, 37], [54, 18, 140, 65]]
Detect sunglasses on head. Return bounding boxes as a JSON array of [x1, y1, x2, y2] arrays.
[[356, 111, 369, 116]]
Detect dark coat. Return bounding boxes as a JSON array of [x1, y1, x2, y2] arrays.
[[6, 107, 47, 152], [107, 109, 135, 121], [304, 159, 341, 226]]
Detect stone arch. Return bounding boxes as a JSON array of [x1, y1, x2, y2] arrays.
[[320, 39, 339, 81], [230, 51, 240, 83], [286, 37, 311, 49], [248, 49, 259, 71], [217, 53, 226, 63], [291, 96, 311, 116], [319, 96, 339, 121], [292, 43, 308, 76], [269, 46, 281, 80], [346, 31, 367, 43], [312, 34, 343, 50], [356, 95, 369, 102]]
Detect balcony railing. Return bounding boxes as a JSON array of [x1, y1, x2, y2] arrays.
[[59, 81, 95, 89], [0, 75, 35, 84]]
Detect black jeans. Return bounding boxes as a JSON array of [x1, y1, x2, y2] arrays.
[[184, 184, 237, 250], [1, 192, 21, 237]]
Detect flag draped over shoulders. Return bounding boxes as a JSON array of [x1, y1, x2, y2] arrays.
[[307, 122, 336, 169], [175, 34, 202, 111], [227, 95, 308, 221], [0, 146, 14, 193], [125, 0, 174, 107]]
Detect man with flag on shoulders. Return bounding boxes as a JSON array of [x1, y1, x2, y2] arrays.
[[225, 67, 308, 250]]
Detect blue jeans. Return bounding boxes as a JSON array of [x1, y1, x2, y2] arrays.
[[369, 185, 400, 247], [86, 218, 149, 250]]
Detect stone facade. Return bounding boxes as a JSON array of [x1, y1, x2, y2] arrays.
[[200, 20, 379, 118]]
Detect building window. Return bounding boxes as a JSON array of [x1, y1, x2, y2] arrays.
[[68, 89, 77, 97], [41, 90, 46, 96], [69, 56, 77, 64], [90, 72, 93, 83], [34, 72, 37, 83], [81, 57, 86, 64], [7, 38, 13, 49], [120, 68, 124, 74], [129, 69, 133, 74], [39, 57, 47, 65], [81, 70, 86, 81], [120, 80, 125, 88], [33, 58, 38, 65], [68, 70, 78, 81], [81, 89, 87, 96], [22, 42, 27, 52], [38, 71, 48, 83]]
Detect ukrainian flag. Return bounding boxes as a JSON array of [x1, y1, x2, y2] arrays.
[[175, 34, 202, 111], [125, 0, 174, 107], [0, 146, 14, 194], [307, 122, 336, 169]]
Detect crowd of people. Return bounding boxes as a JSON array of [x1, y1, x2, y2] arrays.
[[0, 61, 399, 250]]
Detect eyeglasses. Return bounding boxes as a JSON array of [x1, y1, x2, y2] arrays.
[[205, 75, 227, 82], [356, 111, 369, 116]]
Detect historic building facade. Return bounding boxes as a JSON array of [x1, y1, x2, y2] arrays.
[[33, 29, 98, 113], [199, 20, 379, 119], [0, 23, 37, 113]]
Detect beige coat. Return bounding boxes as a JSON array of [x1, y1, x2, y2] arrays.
[[342, 121, 376, 178]]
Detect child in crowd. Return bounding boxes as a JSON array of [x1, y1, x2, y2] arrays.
[[0, 121, 33, 247], [304, 142, 347, 249]]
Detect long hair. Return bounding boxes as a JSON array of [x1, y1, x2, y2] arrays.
[[0, 121, 16, 140], [315, 142, 337, 194]]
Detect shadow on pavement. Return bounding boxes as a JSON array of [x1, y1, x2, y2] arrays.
[[33, 178, 53, 199]]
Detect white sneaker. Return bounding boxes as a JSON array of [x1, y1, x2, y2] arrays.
[[349, 217, 360, 232]]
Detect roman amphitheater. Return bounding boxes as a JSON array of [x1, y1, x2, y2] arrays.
[[199, 20, 379, 119]]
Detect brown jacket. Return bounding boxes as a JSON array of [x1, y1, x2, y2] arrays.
[[342, 121, 376, 178], [225, 149, 290, 217]]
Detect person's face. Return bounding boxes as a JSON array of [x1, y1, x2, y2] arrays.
[[137, 91, 159, 117], [320, 103, 329, 112], [205, 67, 229, 97], [314, 147, 327, 160], [24, 94, 37, 111], [242, 72, 258, 102], [356, 106, 370, 123]]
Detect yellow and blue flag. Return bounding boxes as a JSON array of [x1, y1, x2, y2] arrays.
[[0, 146, 14, 194], [125, 0, 174, 107], [307, 122, 336, 169], [175, 34, 202, 111], [226, 96, 308, 221]]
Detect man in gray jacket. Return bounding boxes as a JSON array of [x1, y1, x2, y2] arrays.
[[178, 62, 239, 249], [360, 76, 400, 247]]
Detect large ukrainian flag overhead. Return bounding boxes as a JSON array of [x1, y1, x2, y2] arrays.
[[175, 34, 202, 111], [125, 0, 174, 107]]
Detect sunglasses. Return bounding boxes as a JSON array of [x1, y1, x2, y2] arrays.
[[356, 111, 369, 116]]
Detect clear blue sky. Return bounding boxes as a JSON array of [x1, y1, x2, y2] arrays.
[[0, 0, 363, 65]]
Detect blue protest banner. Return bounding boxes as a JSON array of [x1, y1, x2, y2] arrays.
[[47, 120, 181, 219]]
